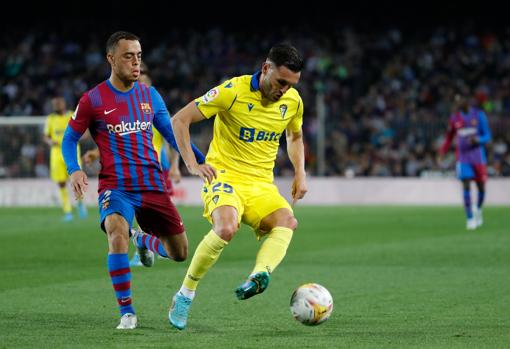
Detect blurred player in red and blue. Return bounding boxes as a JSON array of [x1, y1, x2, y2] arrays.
[[439, 93, 492, 230], [62, 31, 205, 330]]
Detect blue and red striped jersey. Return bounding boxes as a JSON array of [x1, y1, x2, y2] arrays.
[[440, 107, 492, 164], [68, 80, 173, 193]]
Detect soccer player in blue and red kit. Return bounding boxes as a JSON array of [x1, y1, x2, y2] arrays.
[[62, 31, 207, 329], [439, 93, 492, 230]]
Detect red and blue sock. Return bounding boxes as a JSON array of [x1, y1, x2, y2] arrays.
[[107, 253, 135, 316], [135, 231, 168, 258]]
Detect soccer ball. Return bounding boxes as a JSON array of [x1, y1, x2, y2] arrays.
[[290, 283, 333, 326]]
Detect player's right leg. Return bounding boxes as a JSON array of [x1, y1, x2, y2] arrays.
[[57, 181, 73, 221], [99, 189, 138, 329], [473, 164, 488, 228], [169, 206, 238, 330], [168, 176, 242, 330], [462, 180, 476, 230], [52, 157, 72, 221], [457, 163, 476, 230]]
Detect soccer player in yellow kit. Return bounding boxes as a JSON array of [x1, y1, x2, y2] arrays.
[[169, 43, 307, 330], [44, 96, 87, 221]]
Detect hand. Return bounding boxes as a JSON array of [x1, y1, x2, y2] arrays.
[[469, 136, 480, 146], [291, 172, 308, 206], [436, 153, 443, 165], [82, 149, 99, 166], [169, 166, 182, 184], [187, 163, 217, 184], [70, 170, 88, 200]]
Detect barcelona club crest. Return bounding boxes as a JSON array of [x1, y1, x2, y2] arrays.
[[140, 103, 152, 114], [279, 104, 288, 118]]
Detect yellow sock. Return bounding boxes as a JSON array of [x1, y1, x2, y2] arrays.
[[59, 187, 72, 214], [182, 230, 228, 291], [252, 227, 293, 275]]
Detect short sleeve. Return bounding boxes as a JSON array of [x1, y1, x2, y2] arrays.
[[68, 93, 93, 135], [194, 80, 237, 119], [287, 96, 304, 133]]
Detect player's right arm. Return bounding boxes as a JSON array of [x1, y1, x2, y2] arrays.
[[171, 102, 216, 183], [169, 147, 182, 184], [438, 116, 456, 161], [43, 116, 56, 147], [173, 80, 237, 183], [62, 94, 92, 199]]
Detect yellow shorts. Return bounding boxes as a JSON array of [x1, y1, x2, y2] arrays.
[[50, 146, 81, 183], [50, 152, 68, 183], [201, 170, 292, 237]]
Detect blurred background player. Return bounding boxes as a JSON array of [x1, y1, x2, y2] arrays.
[[130, 63, 182, 266], [62, 31, 205, 330], [438, 92, 492, 230], [44, 96, 87, 221], [169, 43, 307, 330], [138, 62, 182, 197]]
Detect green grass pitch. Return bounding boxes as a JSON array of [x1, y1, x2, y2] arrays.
[[0, 206, 509, 348]]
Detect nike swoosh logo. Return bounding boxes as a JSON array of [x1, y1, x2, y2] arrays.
[[104, 108, 117, 115]]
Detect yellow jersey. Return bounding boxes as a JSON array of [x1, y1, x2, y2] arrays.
[[44, 111, 74, 153], [152, 128, 164, 155], [195, 72, 304, 182]]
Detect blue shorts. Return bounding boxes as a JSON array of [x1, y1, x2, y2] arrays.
[[456, 162, 488, 182], [98, 189, 184, 237]]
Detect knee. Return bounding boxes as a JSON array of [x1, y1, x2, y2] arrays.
[[105, 216, 129, 250], [213, 222, 238, 241], [106, 228, 129, 251], [277, 214, 298, 231], [172, 246, 187, 262], [160, 238, 187, 262], [287, 216, 298, 231]]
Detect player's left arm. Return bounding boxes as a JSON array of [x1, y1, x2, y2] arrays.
[[286, 97, 307, 205], [475, 111, 492, 145], [150, 87, 205, 164], [286, 128, 307, 205]]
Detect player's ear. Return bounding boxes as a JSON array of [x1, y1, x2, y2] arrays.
[[262, 61, 271, 74], [106, 53, 114, 66]]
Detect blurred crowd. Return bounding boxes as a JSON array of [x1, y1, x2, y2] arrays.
[[1, 25, 510, 178]]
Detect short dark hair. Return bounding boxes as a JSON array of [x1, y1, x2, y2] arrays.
[[267, 43, 304, 72], [106, 31, 140, 54]]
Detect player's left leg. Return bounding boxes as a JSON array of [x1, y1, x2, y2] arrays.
[[462, 179, 477, 230], [235, 183, 297, 300], [473, 164, 488, 228], [135, 191, 187, 261], [57, 181, 73, 221]]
